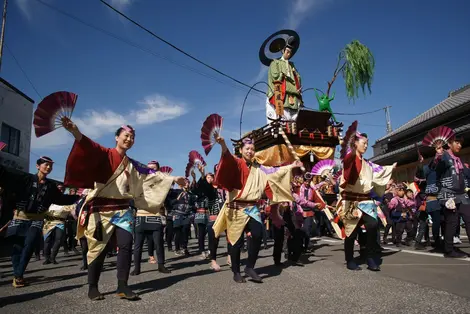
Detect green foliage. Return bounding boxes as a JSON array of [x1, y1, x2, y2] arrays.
[[341, 40, 375, 102]]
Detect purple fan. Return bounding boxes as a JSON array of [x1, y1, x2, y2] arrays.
[[311, 159, 336, 177]]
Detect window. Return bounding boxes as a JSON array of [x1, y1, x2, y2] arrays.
[[1, 123, 21, 156]]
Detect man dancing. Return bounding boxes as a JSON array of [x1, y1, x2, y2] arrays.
[[212, 135, 303, 283], [131, 160, 171, 275], [62, 118, 186, 300], [0, 157, 79, 287]]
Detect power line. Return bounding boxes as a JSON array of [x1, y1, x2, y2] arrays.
[[33, 0, 263, 98], [97, 1, 391, 117], [98, 0, 267, 95], [4, 43, 42, 99]]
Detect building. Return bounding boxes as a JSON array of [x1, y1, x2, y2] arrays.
[[371, 84, 470, 182], [0, 77, 35, 172]]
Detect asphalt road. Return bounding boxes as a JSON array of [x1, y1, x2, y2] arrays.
[[1, 236, 469, 314]]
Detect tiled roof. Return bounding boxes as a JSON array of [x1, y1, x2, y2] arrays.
[[371, 123, 470, 163], [376, 84, 470, 142]]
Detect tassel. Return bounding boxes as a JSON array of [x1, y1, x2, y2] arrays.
[[310, 152, 314, 162], [93, 220, 104, 241]]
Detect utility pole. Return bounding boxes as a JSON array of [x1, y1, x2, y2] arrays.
[[0, 0, 8, 72], [384, 106, 392, 134]]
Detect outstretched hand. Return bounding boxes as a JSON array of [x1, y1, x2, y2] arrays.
[[291, 160, 303, 169], [174, 176, 186, 186], [435, 139, 444, 154], [214, 132, 228, 153], [61, 117, 82, 141]]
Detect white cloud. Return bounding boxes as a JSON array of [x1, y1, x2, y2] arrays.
[[31, 93, 188, 150], [253, 0, 332, 82], [134, 94, 187, 125], [110, 0, 133, 10], [16, 0, 33, 20], [285, 0, 329, 30]]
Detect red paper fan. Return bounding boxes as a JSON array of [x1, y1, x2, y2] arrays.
[[189, 150, 206, 166], [0, 141, 6, 151], [422, 126, 455, 147], [160, 166, 173, 175], [33, 91, 78, 137], [340, 121, 358, 160], [201, 113, 223, 155], [185, 162, 193, 178]]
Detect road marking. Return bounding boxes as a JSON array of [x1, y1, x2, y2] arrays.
[[316, 238, 470, 262], [384, 263, 470, 266]]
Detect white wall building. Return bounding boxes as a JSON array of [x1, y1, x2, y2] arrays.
[[0, 77, 35, 172]]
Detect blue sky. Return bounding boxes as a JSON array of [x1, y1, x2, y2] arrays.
[[3, 0, 470, 181]]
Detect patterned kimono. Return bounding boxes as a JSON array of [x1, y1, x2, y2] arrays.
[[339, 153, 394, 237], [212, 151, 294, 245], [65, 136, 175, 264], [266, 57, 302, 122]]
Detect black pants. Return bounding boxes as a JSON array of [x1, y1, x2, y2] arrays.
[[415, 211, 430, 244], [80, 237, 88, 269], [174, 224, 190, 251], [88, 226, 133, 285], [11, 225, 42, 278], [344, 214, 379, 262], [44, 227, 65, 261], [206, 221, 229, 261], [146, 233, 154, 256], [301, 216, 314, 249], [197, 223, 207, 253], [228, 217, 262, 273], [165, 219, 174, 250], [382, 207, 394, 242], [428, 210, 441, 243], [133, 227, 165, 272], [65, 220, 76, 251], [443, 203, 470, 253], [394, 220, 413, 244]]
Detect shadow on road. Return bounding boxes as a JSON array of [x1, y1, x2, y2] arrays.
[[0, 284, 83, 308], [125, 268, 225, 296]]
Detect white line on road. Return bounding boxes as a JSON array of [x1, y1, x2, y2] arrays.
[[316, 238, 470, 262], [384, 264, 470, 266]]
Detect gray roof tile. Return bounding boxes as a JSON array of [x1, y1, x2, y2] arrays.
[[371, 123, 470, 163], [376, 85, 470, 142]]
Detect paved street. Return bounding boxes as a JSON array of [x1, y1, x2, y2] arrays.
[[1, 236, 470, 314]]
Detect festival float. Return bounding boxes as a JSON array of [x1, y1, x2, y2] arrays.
[[231, 29, 373, 181], [199, 30, 375, 238]]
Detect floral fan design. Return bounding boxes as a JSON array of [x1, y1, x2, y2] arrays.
[[189, 150, 206, 167], [160, 166, 173, 175], [33, 91, 78, 137], [201, 113, 223, 155], [0, 141, 6, 151], [422, 126, 455, 147], [311, 159, 336, 177], [340, 121, 358, 160]]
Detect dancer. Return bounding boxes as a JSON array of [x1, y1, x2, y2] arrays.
[[192, 164, 216, 259], [339, 128, 395, 271], [206, 164, 229, 271], [62, 118, 186, 300], [167, 177, 197, 257], [433, 135, 470, 258], [131, 160, 171, 275], [43, 201, 76, 264], [0, 157, 79, 288], [212, 135, 303, 283]]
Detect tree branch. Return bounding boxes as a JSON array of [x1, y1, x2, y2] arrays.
[[327, 60, 346, 97]]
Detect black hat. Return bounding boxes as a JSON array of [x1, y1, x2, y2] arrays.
[[259, 29, 300, 66]]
